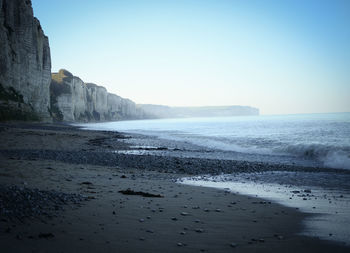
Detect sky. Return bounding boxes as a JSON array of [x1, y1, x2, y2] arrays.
[[32, 0, 350, 115]]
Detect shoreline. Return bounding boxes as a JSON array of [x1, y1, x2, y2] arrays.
[[0, 122, 349, 252]]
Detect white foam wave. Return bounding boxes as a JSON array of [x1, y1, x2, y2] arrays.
[[322, 151, 350, 170], [277, 144, 350, 169]]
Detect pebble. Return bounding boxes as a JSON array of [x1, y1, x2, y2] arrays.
[[2, 142, 330, 176], [230, 243, 237, 248], [38, 233, 55, 239], [275, 235, 284, 240], [0, 185, 87, 221], [80, 181, 93, 185]]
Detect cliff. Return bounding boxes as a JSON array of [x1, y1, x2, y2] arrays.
[[139, 104, 259, 119], [0, 0, 51, 121], [50, 69, 147, 122], [0, 1, 258, 122]]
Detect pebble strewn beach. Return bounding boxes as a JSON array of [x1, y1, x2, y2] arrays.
[[0, 123, 349, 253]]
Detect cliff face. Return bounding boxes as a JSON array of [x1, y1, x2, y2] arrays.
[[0, 0, 51, 121], [50, 69, 147, 122]]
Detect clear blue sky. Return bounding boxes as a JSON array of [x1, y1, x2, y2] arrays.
[[32, 0, 350, 115]]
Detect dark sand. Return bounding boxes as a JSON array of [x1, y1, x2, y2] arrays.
[[0, 123, 349, 252]]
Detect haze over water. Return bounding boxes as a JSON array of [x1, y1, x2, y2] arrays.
[[80, 112, 350, 170]]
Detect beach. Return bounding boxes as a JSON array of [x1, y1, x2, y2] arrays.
[[0, 123, 349, 252]]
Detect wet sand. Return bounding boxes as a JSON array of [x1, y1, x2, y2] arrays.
[[0, 123, 349, 252]]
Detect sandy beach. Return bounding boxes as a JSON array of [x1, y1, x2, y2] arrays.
[[0, 123, 349, 253]]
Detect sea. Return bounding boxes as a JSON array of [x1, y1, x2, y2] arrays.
[[77, 112, 350, 245]]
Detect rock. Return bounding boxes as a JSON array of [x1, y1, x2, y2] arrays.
[[230, 243, 237, 248], [80, 181, 93, 185], [180, 212, 189, 216], [38, 233, 55, 239], [0, 0, 52, 121], [50, 70, 149, 122], [118, 189, 163, 198]]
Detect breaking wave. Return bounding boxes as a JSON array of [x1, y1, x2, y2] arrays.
[[276, 144, 350, 169]]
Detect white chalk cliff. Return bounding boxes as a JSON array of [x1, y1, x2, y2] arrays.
[[50, 69, 147, 122], [0, 0, 51, 121]]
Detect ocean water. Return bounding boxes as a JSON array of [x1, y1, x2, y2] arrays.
[[78, 112, 350, 245], [78, 112, 350, 170]]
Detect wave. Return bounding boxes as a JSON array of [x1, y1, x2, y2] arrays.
[[158, 133, 350, 169], [322, 151, 350, 170], [136, 131, 350, 170], [77, 120, 350, 170], [276, 144, 350, 170]]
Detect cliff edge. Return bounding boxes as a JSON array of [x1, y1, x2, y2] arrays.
[[50, 69, 147, 122], [0, 0, 51, 121]]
